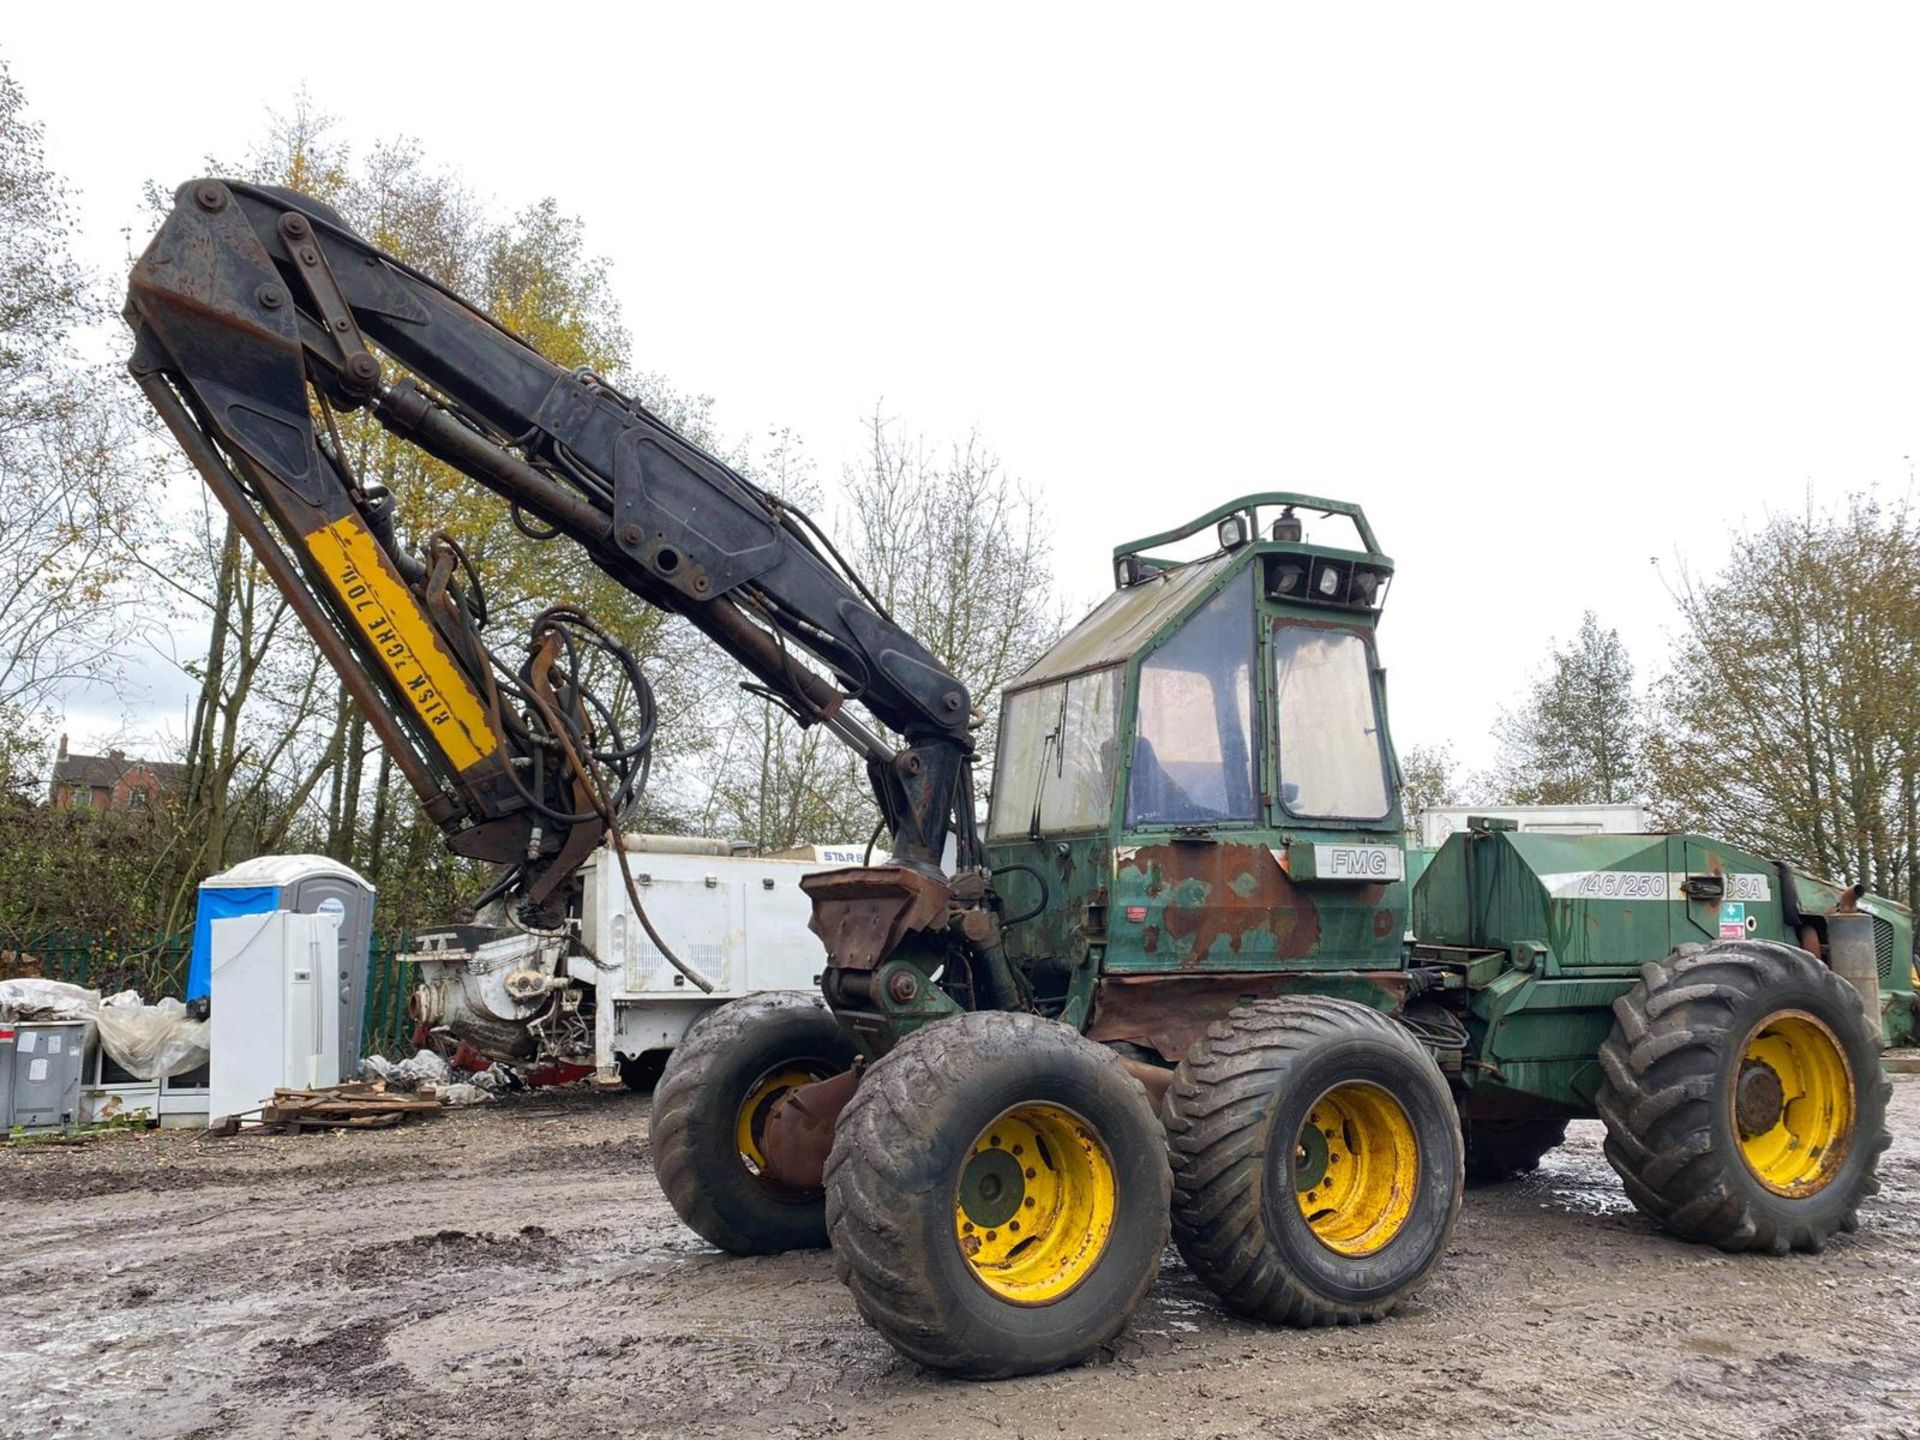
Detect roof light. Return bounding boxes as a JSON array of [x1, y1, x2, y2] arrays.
[[1217, 513, 1250, 550], [1114, 554, 1146, 589], [1271, 506, 1303, 543], [1315, 564, 1342, 598]]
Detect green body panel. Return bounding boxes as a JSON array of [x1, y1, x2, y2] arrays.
[[1414, 830, 1788, 973], [1415, 825, 1917, 1102], [1460, 971, 1636, 1111]]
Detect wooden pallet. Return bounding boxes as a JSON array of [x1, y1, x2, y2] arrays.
[[211, 1081, 444, 1136]]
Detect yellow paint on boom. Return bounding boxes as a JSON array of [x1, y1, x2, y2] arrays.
[[302, 517, 497, 771]]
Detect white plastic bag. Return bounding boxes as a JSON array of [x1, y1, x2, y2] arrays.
[[0, 977, 100, 1021], [95, 992, 210, 1080], [0, 978, 210, 1080], [357, 1048, 455, 1091]]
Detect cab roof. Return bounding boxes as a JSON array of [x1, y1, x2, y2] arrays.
[[1007, 553, 1234, 694]]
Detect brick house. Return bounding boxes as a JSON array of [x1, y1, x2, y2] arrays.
[[48, 735, 188, 812]]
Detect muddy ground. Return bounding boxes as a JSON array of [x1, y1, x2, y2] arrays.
[[4, 1077, 1918, 1440]]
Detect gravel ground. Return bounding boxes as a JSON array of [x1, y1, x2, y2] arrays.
[[3, 1077, 1917, 1440]]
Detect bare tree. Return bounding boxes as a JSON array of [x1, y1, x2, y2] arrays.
[[0, 58, 143, 720], [1643, 493, 1920, 911], [843, 405, 1060, 741], [694, 406, 1063, 852]]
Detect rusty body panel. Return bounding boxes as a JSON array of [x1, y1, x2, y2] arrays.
[[800, 865, 950, 971], [1087, 970, 1410, 1062], [1129, 842, 1321, 964], [1103, 841, 1406, 976]]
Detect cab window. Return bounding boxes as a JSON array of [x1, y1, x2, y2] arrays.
[[987, 666, 1123, 837], [1273, 625, 1390, 820], [1127, 570, 1257, 826]]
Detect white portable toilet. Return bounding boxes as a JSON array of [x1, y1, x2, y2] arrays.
[[189, 855, 375, 1075], [209, 911, 343, 1122]]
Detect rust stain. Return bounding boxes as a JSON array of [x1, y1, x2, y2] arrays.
[[1142, 925, 1159, 954], [1136, 843, 1320, 966], [1372, 907, 1396, 939], [1088, 971, 1410, 1062]]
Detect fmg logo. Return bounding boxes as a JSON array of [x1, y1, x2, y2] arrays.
[[1312, 845, 1405, 881]]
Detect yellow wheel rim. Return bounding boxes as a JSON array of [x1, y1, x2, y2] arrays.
[[734, 1064, 828, 1176], [952, 1103, 1116, 1305], [1294, 1082, 1419, 1256], [1735, 1009, 1855, 1196]]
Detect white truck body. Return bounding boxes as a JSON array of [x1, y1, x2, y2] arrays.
[[571, 836, 860, 1076], [1416, 802, 1653, 850]]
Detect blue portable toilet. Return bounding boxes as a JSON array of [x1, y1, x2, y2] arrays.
[[189, 855, 376, 1072]]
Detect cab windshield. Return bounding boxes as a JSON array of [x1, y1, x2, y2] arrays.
[[1126, 569, 1257, 826], [1273, 625, 1390, 820]]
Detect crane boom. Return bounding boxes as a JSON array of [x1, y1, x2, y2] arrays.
[[126, 178, 996, 1005]]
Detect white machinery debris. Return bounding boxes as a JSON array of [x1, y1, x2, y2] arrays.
[[405, 835, 862, 1085]]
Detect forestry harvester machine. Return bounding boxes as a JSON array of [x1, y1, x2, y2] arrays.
[[127, 178, 1909, 1379]]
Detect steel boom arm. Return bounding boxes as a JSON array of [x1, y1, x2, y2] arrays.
[[125, 179, 978, 924]]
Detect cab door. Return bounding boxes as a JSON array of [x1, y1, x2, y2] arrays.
[[1263, 617, 1407, 965]]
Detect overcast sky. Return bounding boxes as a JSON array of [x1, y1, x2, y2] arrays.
[[9, 4, 1920, 781]]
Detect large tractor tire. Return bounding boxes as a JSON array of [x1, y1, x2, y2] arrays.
[[825, 1011, 1170, 1379], [1164, 997, 1463, 1325], [1596, 939, 1891, 1253], [651, 993, 858, 1255], [1464, 1114, 1569, 1184]]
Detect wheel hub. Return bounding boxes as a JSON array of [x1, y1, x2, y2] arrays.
[[1735, 1059, 1785, 1138], [951, 1103, 1117, 1305], [1293, 1120, 1331, 1192], [959, 1147, 1027, 1228], [1294, 1082, 1419, 1257], [734, 1064, 828, 1181], [1735, 1009, 1856, 1197]]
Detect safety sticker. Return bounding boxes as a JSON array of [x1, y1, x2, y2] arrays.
[[302, 516, 498, 771], [1719, 902, 1747, 939]]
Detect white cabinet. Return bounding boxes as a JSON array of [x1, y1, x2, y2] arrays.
[[210, 911, 343, 1122]]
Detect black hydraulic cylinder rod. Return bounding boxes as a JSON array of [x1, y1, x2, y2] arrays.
[[373, 380, 613, 544]]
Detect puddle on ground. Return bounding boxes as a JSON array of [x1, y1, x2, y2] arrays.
[[1520, 1125, 1638, 1218]]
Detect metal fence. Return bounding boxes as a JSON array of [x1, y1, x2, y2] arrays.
[[2, 929, 418, 1059], [360, 935, 418, 1058], [2, 931, 193, 999]]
